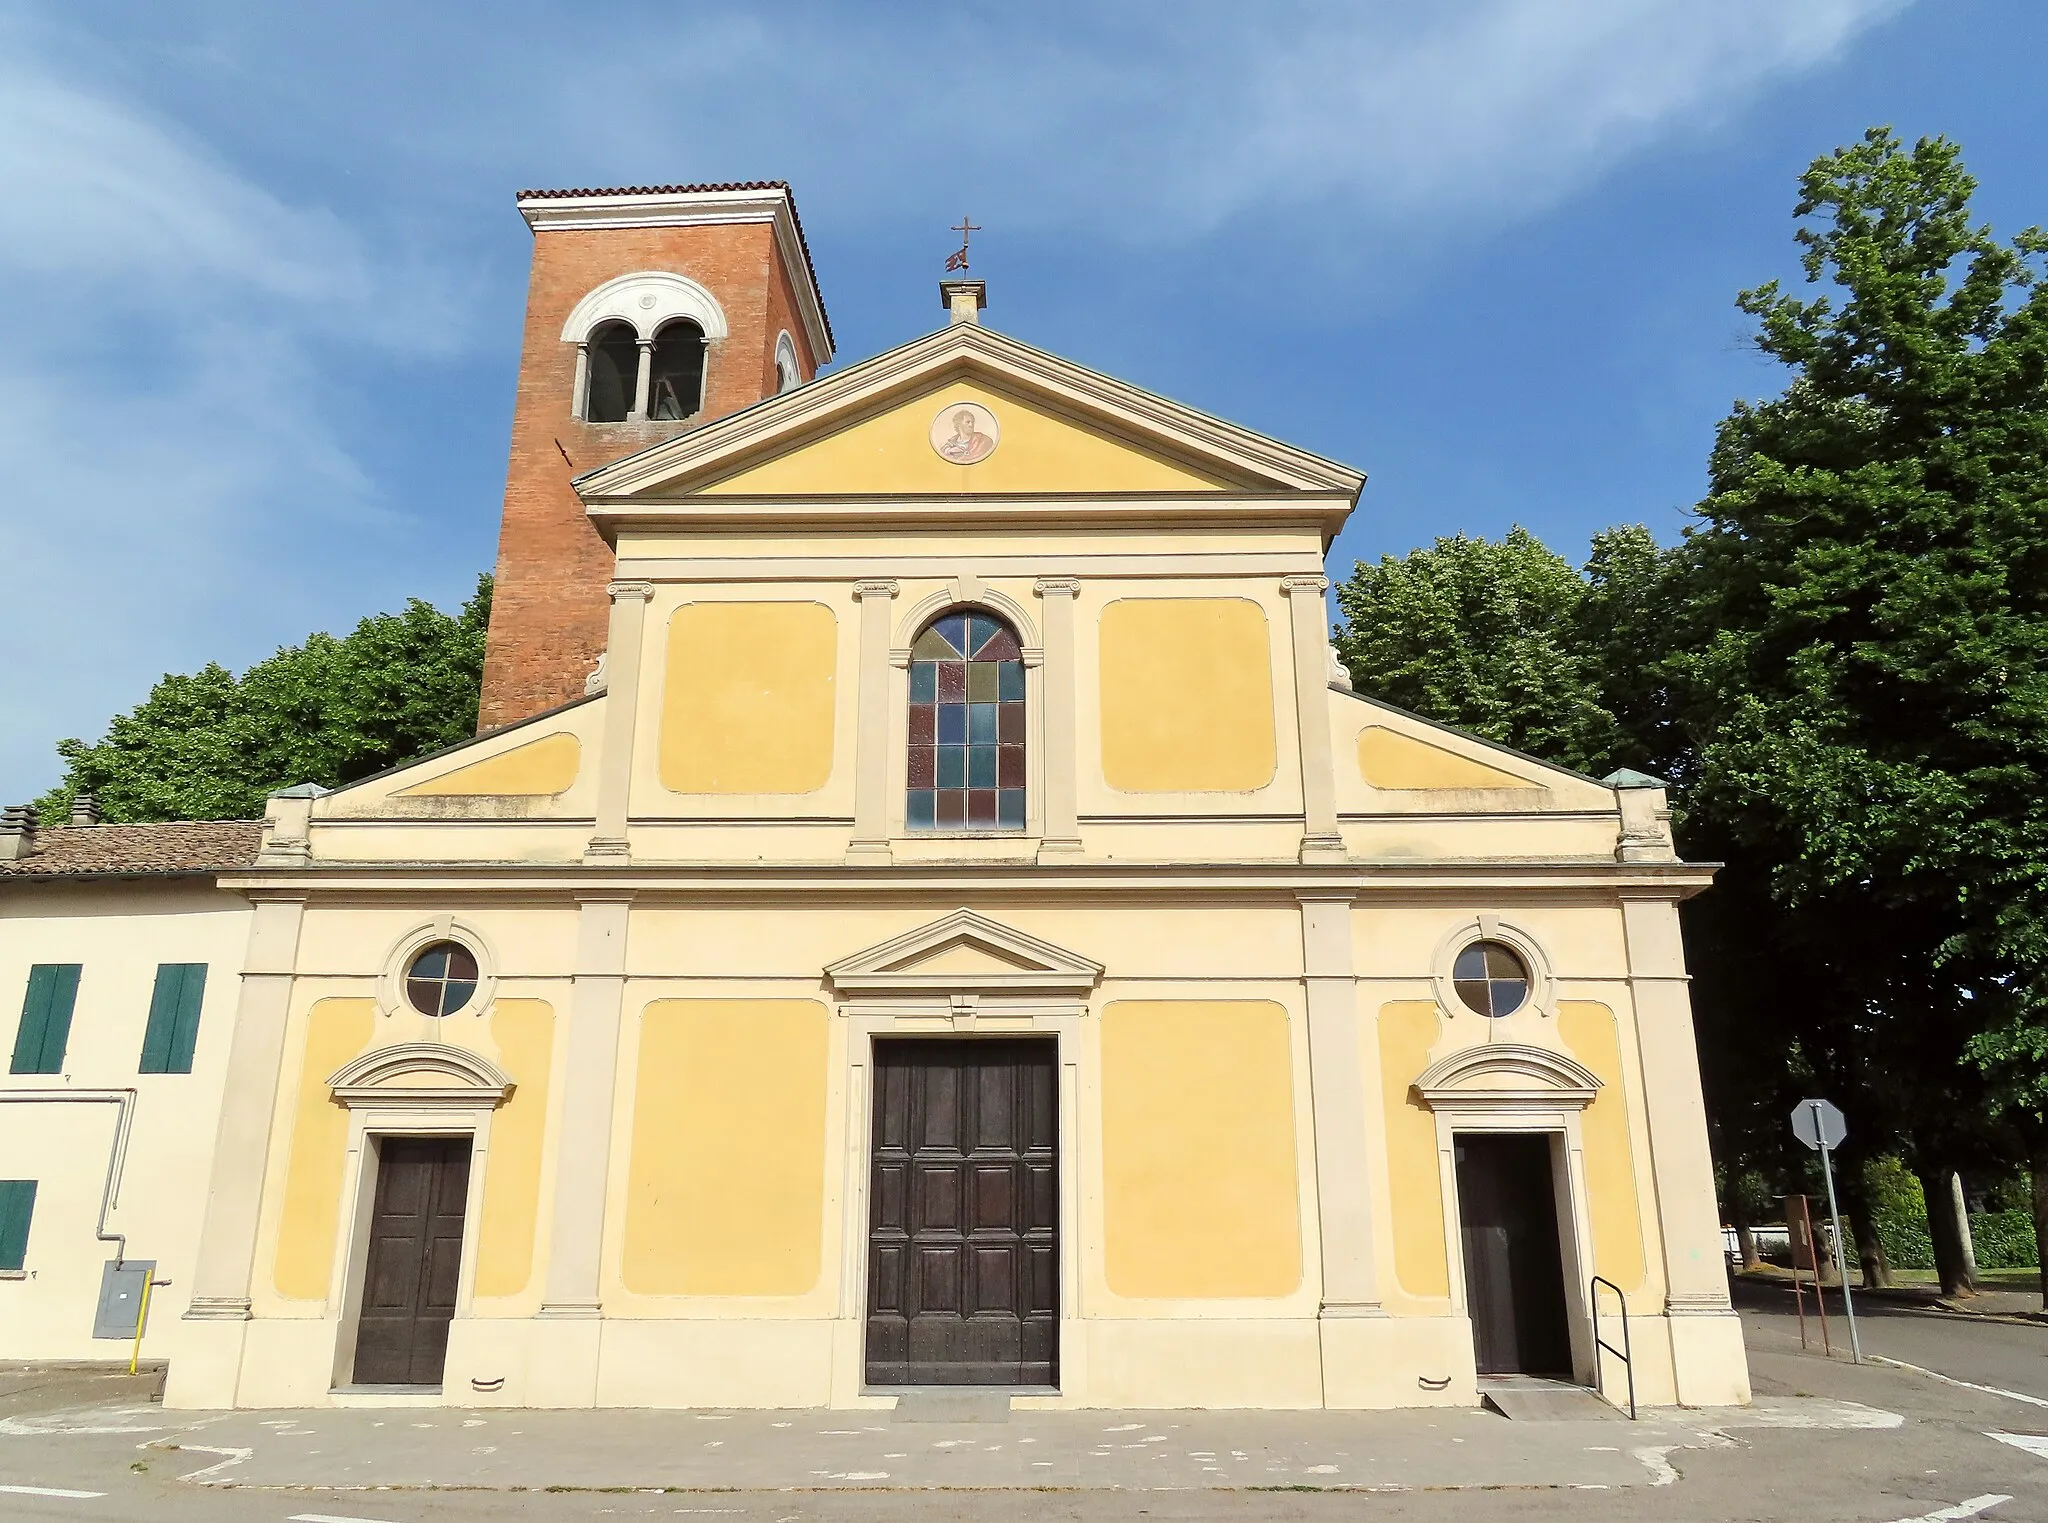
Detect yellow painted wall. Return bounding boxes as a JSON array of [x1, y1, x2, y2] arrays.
[[1376, 1001, 1450, 1301], [1100, 1000, 1301, 1298], [1356, 726, 1539, 791], [396, 733, 581, 797], [272, 998, 375, 1302], [624, 1000, 829, 1296], [698, 378, 1236, 496], [1099, 599, 1277, 792], [473, 999, 554, 1300], [659, 603, 837, 795], [1559, 1001, 1647, 1295]]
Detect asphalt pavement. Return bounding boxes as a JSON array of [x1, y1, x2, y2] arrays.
[[4, 1290, 2048, 1521]]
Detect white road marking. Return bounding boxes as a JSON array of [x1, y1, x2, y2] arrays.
[[290, 1514, 404, 1523], [174, 1442, 252, 1484], [1884, 1496, 2012, 1523], [1987, 1431, 2048, 1459], [1872, 1356, 2048, 1409], [0, 1484, 107, 1498]]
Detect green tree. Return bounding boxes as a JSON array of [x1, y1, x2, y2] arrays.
[[36, 575, 493, 823], [1676, 127, 2048, 1295]]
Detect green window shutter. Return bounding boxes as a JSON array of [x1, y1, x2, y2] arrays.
[[141, 964, 207, 1075], [10, 965, 80, 1075], [0, 1180, 35, 1271]]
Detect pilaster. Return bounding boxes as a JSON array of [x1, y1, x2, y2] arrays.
[[846, 579, 899, 864], [586, 581, 654, 863], [1034, 577, 1084, 860], [165, 892, 306, 1409], [1282, 575, 1346, 862]]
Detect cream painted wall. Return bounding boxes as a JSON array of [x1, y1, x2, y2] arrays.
[[0, 882, 250, 1361]]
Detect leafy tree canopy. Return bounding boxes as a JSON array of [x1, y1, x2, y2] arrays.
[[35, 575, 492, 824]]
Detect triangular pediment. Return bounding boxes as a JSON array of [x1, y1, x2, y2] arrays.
[[575, 324, 1364, 509], [827, 909, 1103, 997]]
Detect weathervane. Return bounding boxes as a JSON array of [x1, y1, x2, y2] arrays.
[[945, 215, 980, 272]]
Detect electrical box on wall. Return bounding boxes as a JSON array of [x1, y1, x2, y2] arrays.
[[92, 1258, 155, 1340]]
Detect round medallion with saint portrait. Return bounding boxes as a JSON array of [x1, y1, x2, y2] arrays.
[[929, 401, 1000, 465]]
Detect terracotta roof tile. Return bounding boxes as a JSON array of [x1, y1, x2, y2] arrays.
[[0, 821, 262, 879], [514, 180, 832, 348]]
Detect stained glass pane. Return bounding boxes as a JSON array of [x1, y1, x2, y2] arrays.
[[405, 978, 442, 1015], [907, 607, 1028, 832], [412, 946, 449, 981], [1453, 980, 1491, 1016], [443, 978, 478, 1014], [1453, 945, 1487, 982], [1490, 981, 1528, 1018], [1483, 943, 1525, 981], [446, 946, 479, 981]]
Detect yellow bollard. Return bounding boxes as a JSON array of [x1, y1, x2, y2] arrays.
[[128, 1276, 156, 1377]]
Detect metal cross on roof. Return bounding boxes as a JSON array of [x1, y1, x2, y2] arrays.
[[945, 216, 980, 272]]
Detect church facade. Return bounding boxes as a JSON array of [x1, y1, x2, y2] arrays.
[[3, 183, 1748, 1413]]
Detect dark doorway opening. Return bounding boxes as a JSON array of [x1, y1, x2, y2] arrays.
[[865, 1038, 1058, 1387], [1454, 1132, 1574, 1379], [351, 1135, 471, 1387]]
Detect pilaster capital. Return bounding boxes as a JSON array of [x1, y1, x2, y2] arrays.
[[889, 646, 913, 669], [1034, 576, 1082, 598], [1281, 574, 1331, 597], [606, 580, 656, 605], [853, 578, 901, 601]]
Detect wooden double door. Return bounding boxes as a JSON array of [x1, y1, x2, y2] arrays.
[[351, 1136, 471, 1387], [865, 1039, 1059, 1387], [1454, 1132, 1575, 1378]]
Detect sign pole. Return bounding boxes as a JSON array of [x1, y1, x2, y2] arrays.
[[1810, 1101, 1862, 1364]]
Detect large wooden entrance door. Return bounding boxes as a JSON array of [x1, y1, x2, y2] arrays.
[[865, 1039, 1058, 1387], [351, 1136, 471, 1387], [1454, 1132, 1574, 1378]]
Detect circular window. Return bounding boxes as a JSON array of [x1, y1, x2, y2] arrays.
[[1452, 940, 1530, 1018], [404, 941, 480, 1017]]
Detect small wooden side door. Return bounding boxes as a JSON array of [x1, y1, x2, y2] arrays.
[[1455, 1132, 1574, 1378], [351, 1136, 471, 1387]]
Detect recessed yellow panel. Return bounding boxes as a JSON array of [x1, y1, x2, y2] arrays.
[[273, 998, 375, 1302], [396, 732, 581, 797], [1356, 726, 1540, 791], [1559, 1001, 1647, 1296], [659, 603, 837, 795], [474, 999, 554, 1300], [1376, 1001, 1450, 1301], [624, 1000, 829, 1297], [1099, 598, 1276, 792], [1101, 1000, 1301, 1299], [698, 379, 1237, 496]]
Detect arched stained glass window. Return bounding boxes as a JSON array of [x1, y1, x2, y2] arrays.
[[908, 609, 1025, 831]]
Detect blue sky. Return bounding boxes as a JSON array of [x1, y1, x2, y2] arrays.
[[2, 0, 2043, 801]]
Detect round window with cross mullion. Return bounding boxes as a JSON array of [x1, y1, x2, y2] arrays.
[[1452, 940, 1530, 1018], [405, 941, 480, 1017]]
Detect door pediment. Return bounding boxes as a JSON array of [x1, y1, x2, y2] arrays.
[[826, 909, 1102, 999], [327, 1042, 514, 1107], [1412, 1044, 1601, 1111]]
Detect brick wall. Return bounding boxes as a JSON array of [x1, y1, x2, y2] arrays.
[[478, 219, 819, 732]]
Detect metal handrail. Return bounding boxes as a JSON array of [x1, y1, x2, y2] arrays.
[[1590, 1275, 1636, 1420]]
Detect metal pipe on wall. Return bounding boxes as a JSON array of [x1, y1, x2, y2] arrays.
[[0, 1089, 137, 1263]]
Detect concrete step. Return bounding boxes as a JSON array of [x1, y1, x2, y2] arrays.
[[1480, 1380, 1626, 1421]]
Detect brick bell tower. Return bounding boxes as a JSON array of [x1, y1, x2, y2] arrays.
[[477, 182, 834, 731]]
